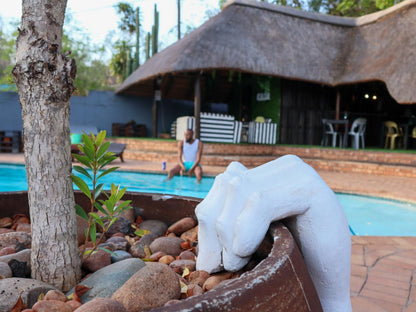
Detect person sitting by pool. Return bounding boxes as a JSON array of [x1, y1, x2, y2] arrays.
[[167, 129, 203, 182]]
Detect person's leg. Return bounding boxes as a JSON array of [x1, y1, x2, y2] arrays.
[[194, 165, 203, 183], [167, 164, 182, 180]]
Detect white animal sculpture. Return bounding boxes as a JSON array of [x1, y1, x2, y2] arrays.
[[195, 155, 351, 312]]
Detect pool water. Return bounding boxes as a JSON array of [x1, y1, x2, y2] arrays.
[[1, 163, 416, 236]]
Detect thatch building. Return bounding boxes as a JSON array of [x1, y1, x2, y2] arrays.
[[116, 0, 416, 147]]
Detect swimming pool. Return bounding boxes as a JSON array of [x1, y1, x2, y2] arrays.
[[1, 163, 416, 236]]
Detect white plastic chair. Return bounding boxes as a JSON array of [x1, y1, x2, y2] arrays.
[[322, 119, 340, 147], [348, 118, 367, 149]]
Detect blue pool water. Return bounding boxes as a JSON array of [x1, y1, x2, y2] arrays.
[[1, 163, 416, 236]]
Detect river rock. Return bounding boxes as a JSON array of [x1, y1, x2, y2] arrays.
[[104, 217, 134, 238], [65, 300, 82, 310], [0, 217, 12, 228], [12, 214, 30, 225], [82, 249, 111, 273], [178, 250, 196, 260], [0, 231, 31, 251], [111, 262, 181, 312], [75, 297, 127, 312], [111, 250, 132, 263], [167, 217, 197, 235], [15, 223, 31, 234], [189, 270, 211, 287], [0, 249, 31, 269], [0, 246, 15, 256], [67, 258, 146, 303], [169, 259, 196, 274], [139, 220, 168, 237], [0, 228, 14, 234], [0, 278, 58, 311], [0, 261, 12, 278], [32, 299, 72, 312], [43, 289, 68, 302], [106, 236, 129, 251], [187, 283, 204, 297], [118, 206, 135, 223], [180, 225, 198, 242], [129, 235, 152, 258], [149, 237, 183, 257], [8, 259, 28, 277], [128, 220, 169, 258]]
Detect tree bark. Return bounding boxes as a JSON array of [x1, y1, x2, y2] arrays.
[[12, 0, 81, 292]]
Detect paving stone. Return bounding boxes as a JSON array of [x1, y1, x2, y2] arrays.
[[350, 275, 366, 294], [351, 264, 367, 277], [361, 288, 407, 306], [362, 281, 409, 299], [366, 275, 410, 291], [351, 296, 391, 312]]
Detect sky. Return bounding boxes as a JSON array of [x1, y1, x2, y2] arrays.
[[0, 0, 221, 50]]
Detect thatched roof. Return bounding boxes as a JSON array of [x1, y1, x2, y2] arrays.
[[116, 0, 416, 104]]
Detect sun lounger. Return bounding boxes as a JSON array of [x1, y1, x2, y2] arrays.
[[107, 143, 126, 162]]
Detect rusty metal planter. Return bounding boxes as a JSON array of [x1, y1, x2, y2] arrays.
[[0, 191, 322, 311]]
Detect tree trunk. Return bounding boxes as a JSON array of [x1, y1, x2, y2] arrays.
[[12, 0, 81, 292]]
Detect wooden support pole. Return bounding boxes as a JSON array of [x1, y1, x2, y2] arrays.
[[335, 88, 341, 120], [194, 74, 201, 139], [152, 97, 158, 138]]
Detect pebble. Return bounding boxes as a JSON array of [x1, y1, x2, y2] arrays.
[[104, 217, 135, 238], [169, 259, 196, 274], [44, 289, 68, 302], [179, 250, 196, 261], [189, 270, 211, 287], [0, 217, 13, 228], [15, 223, 31, 234], [0, 261, 12, 278], [0, 277, 58, 311], [65, 300, 82, 310], [180, 225, 198, 242], [149, 251, 166, 261], [32, 299, 73, 312], [186, 283, 204, 297], [8, 259, 28, 277], [111, 250, 132, 263], [74, 297, 127, 312], [13, 214, 30, 225], [0, 228, 14, 234], [118, 206, 135, 223], [106, 236, 129, 251], [0, 231, 31, 251], [82, 249, 111, 273], [139, 220, 168, 237], [0, 246, 15, 256], [129, 234, 156, 258], [67, 258, 146, 303], [0, 249, 31, 269], [167, 217, 197, 235], [111, 262, 181, 312], [158, 255, 175, 265], [149, 237, 183, 257]]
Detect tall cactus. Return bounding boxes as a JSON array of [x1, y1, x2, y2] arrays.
[[135, 7, 140, 68], [151, 4, 159, 56], [145, 32, 151, 60], [177, 0, 181, 40]]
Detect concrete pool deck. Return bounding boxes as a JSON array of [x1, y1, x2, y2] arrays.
[[1, 152, 416, 311]]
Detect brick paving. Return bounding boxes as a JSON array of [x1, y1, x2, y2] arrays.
[[1, 152, 416, 311]]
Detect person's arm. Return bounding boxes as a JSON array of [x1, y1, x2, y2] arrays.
[[178, 141, 185, 172], [188, 141, 203, 174]]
